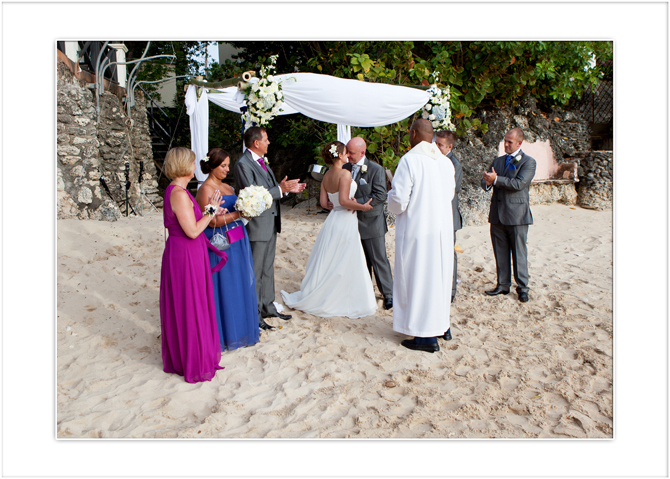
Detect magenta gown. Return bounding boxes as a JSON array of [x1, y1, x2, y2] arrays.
[[159, 185, 227, 383]]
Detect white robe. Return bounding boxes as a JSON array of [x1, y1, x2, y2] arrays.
[[387, 141, 455, 337]]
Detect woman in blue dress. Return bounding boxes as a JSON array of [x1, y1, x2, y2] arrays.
[[195, 148, 259, 351]]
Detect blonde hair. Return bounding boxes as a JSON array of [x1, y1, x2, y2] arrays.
[[164, 147, 195, 179]]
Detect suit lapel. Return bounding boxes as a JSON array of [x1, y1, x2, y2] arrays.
[[247, 152, 276, 185]]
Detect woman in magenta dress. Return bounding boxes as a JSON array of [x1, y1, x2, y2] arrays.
[[195, 148, 259, 352], [160, 147, 228, 383]]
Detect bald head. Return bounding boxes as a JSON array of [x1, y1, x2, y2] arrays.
[[507, 127, 525, 142], [346, 137, 367, 164], [409, 119, 434, 147]]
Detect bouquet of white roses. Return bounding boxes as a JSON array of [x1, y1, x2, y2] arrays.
[[240, 55, 285, 130], [421, 82, 455, 131], [235, 185, 274, 218]]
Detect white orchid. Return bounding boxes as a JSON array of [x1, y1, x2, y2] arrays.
[[240, 55, 285, 131], [420, 84, 455, 131]]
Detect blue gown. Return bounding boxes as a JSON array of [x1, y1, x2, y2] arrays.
[[204, 194, 259, 351]]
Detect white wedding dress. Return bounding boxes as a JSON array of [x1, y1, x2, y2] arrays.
[[281, 180, 377, 318]]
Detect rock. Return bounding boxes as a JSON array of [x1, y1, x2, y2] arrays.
[[384, 380, 397, 388], [77, 187, 93, 204], [98, 203, 120, 222]]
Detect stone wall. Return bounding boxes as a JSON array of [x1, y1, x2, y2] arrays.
[[57, 59, 161, 220], [451, 95, 611, 226], [574, 151, 613, 209]]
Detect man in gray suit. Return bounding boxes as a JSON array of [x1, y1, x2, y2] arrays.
[[435, 130, 463, 304], [234, 126, 306, 330], [481, 127, 536, 302], [343, 137, 394, 310]]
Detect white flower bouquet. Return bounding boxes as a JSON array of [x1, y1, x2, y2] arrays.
[[421, 84, 455, 130], [240, 55, 285, 131], [235, 185, 274, 218]]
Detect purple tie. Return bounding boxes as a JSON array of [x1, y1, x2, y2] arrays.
[[257, 158, 268, 172]]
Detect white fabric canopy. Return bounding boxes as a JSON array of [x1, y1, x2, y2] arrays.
[[184, 85, 210, 183], [186, 73, 430, 183]]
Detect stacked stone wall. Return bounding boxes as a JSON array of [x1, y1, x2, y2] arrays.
[[574, 151, 613, 209], [57, 59, 160, 220], [449, 95, 611, 227]]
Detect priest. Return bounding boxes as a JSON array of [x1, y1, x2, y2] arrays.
[[387, 119, 455, 353]]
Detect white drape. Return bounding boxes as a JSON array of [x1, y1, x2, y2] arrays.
[[184, 85, 209, 184], [186, 73, 430, 172], [279, 73, 429, 127]]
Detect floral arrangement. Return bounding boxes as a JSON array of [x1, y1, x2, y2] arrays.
[[240, 55, 285, 131], [361, 165, 368, 174], [421, 78, 455, 130], [235, 185, 274, 218]]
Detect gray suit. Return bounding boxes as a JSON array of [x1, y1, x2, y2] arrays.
[[343, 158, 393, 300], [481, 150, 536, 293], [234, 150, 283, 321], [447, 151, 463, 298]]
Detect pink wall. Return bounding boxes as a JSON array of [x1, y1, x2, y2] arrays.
[[498, 140, 557, 181]]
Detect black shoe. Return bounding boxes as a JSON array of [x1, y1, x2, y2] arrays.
[[485, 286, 510, 296], [401, 339, 439, 353], [264, 312, 292, 320], [518, 292, 529, 303], [383, 297, 393, 310], [259, 319, 277, 331], [442, 328, 452, 341]]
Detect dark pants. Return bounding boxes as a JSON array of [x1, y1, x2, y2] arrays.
[[361, 235, 393, 299], [249, 231, 278, 322], [452, 230, 458, 298], [490, 223, 530, 294]]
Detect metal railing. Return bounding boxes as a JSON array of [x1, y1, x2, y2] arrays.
[[572, 80, 613, 124], [137, 84, 177, 149]]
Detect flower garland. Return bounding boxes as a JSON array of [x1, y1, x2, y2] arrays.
[[240, 55, 285, 131], [421, 82, 455, 131]]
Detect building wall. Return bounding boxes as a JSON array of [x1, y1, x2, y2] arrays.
[[57, 59, 161, 220]]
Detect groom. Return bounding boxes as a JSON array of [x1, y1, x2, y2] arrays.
[[234, 126, 306, 331], [344, 137, 394, 310]]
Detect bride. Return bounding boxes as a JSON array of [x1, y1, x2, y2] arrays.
[[281, 141, 378, 318]]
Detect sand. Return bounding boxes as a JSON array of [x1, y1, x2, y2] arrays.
[[56, 202, 612, 438]]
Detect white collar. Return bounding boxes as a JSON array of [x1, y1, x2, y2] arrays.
[[352, 156, 366, 167], [507, 148, 522, 158], [409, 141, 442, 160], [248, 149, 263, 161]]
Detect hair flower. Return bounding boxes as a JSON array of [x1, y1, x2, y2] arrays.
[[329, 144, 338, 157], [202, 155, 210, 163]]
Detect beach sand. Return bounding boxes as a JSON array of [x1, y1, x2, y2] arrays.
[[57, 202, 612, 438]]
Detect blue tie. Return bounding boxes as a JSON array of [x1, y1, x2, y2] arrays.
[[505, 154, 516, 171]]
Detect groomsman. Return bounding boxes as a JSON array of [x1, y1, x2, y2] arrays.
[[481, 128, 536, 302], [435, 130, 463, 303], [344, 137, 394, 310], [234, 126, 306, 330]]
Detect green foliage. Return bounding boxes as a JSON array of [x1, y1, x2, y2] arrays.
[[130, 41, 612, 174], [210, 41, 611, 172]]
